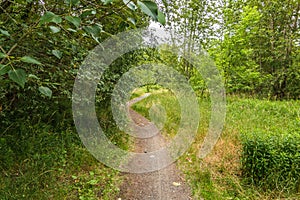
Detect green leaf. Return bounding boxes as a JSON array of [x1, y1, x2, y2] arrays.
[[137, 0, 158, 21], [157, 10, 166, 25], [83, 24, 102, 37], [65, 16, 81, 28], [87, 179, 98, 185], [28, 74, 39, 79], [0, 29, 10, 37], [67, 28, 77, 32], [89, 171, 95, 176], [52, 50, 62, 59], [49, 26, 61, 33], [71, 175, 77, 179], [128, 17, 136, 25], [38, 86, 52, 98], [20, 56, 42, 65], [0, 65, 10, 76], [8, 69, 27, 88], [0, 52, 7, 58], [40, 12, 62, 25], [51, 15, 62, 24], [123, 0, 137, 10]]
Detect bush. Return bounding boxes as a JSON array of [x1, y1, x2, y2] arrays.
[[0, 122, 121, 199], [241, 132, 300, 193]]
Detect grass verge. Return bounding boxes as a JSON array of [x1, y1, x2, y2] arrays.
[[131, 87, 300, 199], [0, 105, 126, 199]]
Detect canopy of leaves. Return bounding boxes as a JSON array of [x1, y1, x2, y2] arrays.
[[0, 0, 166, 128]]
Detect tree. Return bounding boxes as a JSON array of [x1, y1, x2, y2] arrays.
[[211, 0, 300, 98], [0, 0, 165, 129]]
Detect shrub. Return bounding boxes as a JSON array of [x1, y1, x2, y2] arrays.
[[241, 132, 300, 193]]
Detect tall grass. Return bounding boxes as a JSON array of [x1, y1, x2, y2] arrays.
[[131, 87, 300, 199], [0, 107, 123, 199]]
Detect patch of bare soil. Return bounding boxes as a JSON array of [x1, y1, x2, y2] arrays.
[[118, 94, 192, 200]]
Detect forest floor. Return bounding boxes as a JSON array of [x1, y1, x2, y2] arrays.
[[118, 94, 193, 200]]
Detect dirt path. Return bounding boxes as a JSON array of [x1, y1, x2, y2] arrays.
[[118, 94, 192, 200]]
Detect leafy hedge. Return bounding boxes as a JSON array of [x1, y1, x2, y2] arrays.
[[241, 132, 300, 193]]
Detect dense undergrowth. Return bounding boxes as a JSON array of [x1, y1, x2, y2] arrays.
[[0, 105, 125, 200], [131, 86, 300, 199]]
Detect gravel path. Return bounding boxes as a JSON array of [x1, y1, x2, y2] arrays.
[[118, 94, 192, 200]]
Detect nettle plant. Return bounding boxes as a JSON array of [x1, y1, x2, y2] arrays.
[[241, 131, 300, 193]]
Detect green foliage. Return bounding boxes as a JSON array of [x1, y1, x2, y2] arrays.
[[162, 0, 300, 99], [65, 16, 81, 28], [0, 0, 163, 128], [0, 64, 10, 75], [20, 56, 42, 65], [160, 0, 221, 81], [131, 87, 181, 138], [133, 90, 300, 198], [212, 0, 300, 99], [38, 86, 52, 98], [137, 0, 166, 25], [8, 69, 27, 88], [2, 0, 300, 198], [0, 0, 165, 199], [39, 11, 62, 25], [69, 169, 120, 200], [226, 97, 300, 195], [241, 132, 300, 192], [0, 119, 123, 199]]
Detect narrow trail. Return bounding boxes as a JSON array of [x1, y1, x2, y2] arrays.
[[118, 94, 192, 200]]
